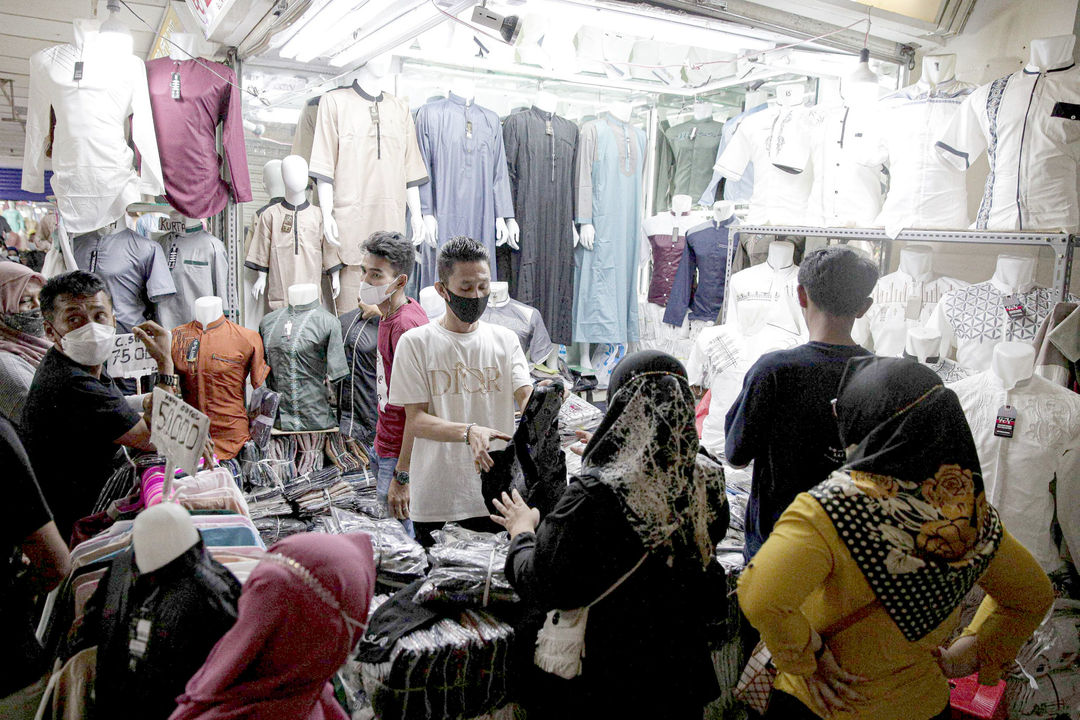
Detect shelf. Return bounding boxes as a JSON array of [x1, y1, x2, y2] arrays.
[[731, 225, 1074, 248]]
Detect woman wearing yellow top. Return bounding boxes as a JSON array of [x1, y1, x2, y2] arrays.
[[738, 356, 1053, 720]]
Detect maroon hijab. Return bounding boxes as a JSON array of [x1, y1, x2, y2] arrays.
[[169, 533, 375, 720]]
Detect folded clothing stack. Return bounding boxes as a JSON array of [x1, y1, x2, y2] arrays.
[[326, 432, 368, 475], [281, 466, 353, 515], [359, 593, 515, 720], [247, 386, 279, 449], [323, 508, 428, 585], [413, 525, 518, 608], [252, 516, 312, 546], [245, 486, 292, 520]]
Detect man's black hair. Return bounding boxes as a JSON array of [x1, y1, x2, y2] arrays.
[[797, 246, 879, 317], [362, 231, 414, 278], [437, 236, 489, 285], [40, 270, 111, 321]]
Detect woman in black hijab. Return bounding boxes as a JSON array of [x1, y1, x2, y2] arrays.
[[493, 351, 729, 719]]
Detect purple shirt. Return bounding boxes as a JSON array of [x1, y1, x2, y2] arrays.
[[146, 57, 252, 219], [643, 211, 692, 306]]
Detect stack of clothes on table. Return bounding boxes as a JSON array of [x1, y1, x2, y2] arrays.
[[413, 525, 517, 608]]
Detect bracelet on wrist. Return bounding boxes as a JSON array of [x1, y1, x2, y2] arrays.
[[464, 422, 477, 444]]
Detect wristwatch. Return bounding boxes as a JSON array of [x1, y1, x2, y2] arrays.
[[394, 470, 410, 486], [155, 373, 180, 388]]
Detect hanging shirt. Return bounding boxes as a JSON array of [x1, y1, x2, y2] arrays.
[[700, 104, 768, 206], [22, 20, 164, 234], [936, 62, 1080, 232], [72, 229, 176, 333], [336, 309, 379, 447], [155, 229, 231, 331], [573, 113, 647, 344], [714, 104, 814, 226], [951, 370, 1080, 572], [723, 260, 806, 338], [171, 317, 270, 460], [853, 78, 975, 235], [664, 217, 736, 327], [642, 210, 692, 305], [415, 93, 515, 287], [145, 57, 251, 220], [807, 105, 884, 227], [928, 279, 1062, 373], [482, 299, 554, 364], [501, 107, 578, 346], [260, 300, 349, 432], [853, 269, 968, 357], [244, 200, 342, 310], [308, 84, 429, 266], [291, 95, 321, 162], [655, 118, 724, 211]]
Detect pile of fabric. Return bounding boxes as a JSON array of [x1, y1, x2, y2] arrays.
[[281, 466, 352, 515], [324, 508, 429, 585], [252, 516, 312, 545], [413, 525, 518, 607], [1007, 599, 1080, 719]]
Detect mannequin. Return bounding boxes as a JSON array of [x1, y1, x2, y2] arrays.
[[991, 254, 1036, 293], [308, 61, 428, 314], [167, 32, 200, 61], [133, 502, 200, 574], [194, 296, 223, 328], [923, 54, 957, 86], [655, 102, 725, 211], [767, 240, 794, 269], [534, 91, 558, 114], [260, 282, 348, 431], [643, 194, 693, 307], [663, 201, 738, 329], [419, 285, 446, 320], [415, 86, 516, 287], [990, 340, 1035, 390], [490, 281, 511, 307], [904, 326, 970, 382], [248, 155, 341, 310], [482, 281, 555, 366], [714, 200, 736, 222], [774, 82, 805, 107], [608, 102, 633, 124], [723, 240, 805, 338], [693, 102, 713, 121], [937, 37, 1080, 232], [854, 245, 965, 357], [155, 211, 229, 329], [262, 160, 285, 203]]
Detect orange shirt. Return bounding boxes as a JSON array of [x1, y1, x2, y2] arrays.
[[171, 318, 270, 460]]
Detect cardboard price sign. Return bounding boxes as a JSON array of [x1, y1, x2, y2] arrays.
[[150, 388, 210, 495], [105, 334, 158, 378]]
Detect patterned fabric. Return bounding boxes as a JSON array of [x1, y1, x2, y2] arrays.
[[580, 369, 726, 567], [976, 75, 1012, 229], [808, 357, 1002, 641]]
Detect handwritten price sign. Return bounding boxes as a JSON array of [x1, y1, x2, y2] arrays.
[[105, 334, 158, 378], [151, 388, 210, 491]]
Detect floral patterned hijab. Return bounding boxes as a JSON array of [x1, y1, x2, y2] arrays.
[[808, 356, 1003, 641]]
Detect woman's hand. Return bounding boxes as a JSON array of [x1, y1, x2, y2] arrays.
[[490, 489, 540, 538], [570, 429, 593, 456], [805, 639, 868, 717], [934, 635, 979, 679]]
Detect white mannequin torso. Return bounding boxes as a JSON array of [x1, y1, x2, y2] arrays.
[[775, 82, 805, 107], [489, 281, 511, 307], [693, 102, 713, 120], [262, 160, 285, 199], [713, 201, 736, 223], [280, 155, 308, 206], [608, 102, 633, 124], [990, 254, 1036, 294], [133, 503, 200, 574], [534, 91, 558, 114], [766, 240, 795, 269], [194, 296, 224, 327], [898, 245, 934, 280], [168, 32, 200, 61], [288, 283, 319, 307], [906, 326, 941, 362]]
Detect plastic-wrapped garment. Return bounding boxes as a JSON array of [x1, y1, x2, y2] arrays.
[[412, 525, 518, 608], [245, 486, 292, 520], [480, 380, 566, 519], [326, 432, 366, 474], [253, 516, 311, 546], [558, 392, 603, 447], [323, 507, 428, 584], [91, 451, 137, 514], [359, 593, 515, 720], [247, 385, 279, 449]]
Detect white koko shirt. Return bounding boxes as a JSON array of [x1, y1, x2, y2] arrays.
[[723, 261, 807, 339], [950, 370, 1080, 572], [807, 105, 884, 227], [22, 20, 163, 234], [937, 62, 1080, 232], [853, 78, 975, 236], [389, 321, 532, 523], [714, 105, 814, 226], [853, 269, 968, 357]]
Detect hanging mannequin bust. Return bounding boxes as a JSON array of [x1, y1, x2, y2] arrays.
[[904, 326, 970, 382]]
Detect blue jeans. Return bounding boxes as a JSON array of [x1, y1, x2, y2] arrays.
[[371, 450, 414, 537]]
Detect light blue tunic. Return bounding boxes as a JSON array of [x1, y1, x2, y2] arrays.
[[572, 113, 646, 344]]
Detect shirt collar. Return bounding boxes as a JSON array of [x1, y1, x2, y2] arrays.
[[201, 316, 227, 332], [530, 106, 554, 121], [288, 299, 321, 314], [448, 91, 471, 106], [1023, 62, 1076, 75], [989, 277, 1035, 295], [351, 82, 384, 103], [902, 351, 941, 364], [281, 200, 310, 212], [894, 268, 935, 285]]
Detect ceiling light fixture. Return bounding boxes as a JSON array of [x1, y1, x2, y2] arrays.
[[471, 4, 521, 44], [845, 6, 880, 106], [328, 0, 474, 68]]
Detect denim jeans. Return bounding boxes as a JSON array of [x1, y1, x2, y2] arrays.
[[371, 450, 414, 537]]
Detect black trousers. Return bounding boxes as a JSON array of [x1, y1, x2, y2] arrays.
[[765, 690, 951, 720], [413, 515, 503, 548]]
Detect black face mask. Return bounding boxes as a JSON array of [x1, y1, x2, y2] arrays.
[[443, 288, 489, 324], [1, 309, 45, 337]]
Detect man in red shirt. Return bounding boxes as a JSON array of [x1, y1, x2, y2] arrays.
[[358, 231, 428, 534]]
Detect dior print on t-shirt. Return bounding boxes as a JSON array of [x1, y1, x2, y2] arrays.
[[428, 363, 502, 396]]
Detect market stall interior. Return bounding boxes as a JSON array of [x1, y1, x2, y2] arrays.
[[3, 0, 1080, 718]]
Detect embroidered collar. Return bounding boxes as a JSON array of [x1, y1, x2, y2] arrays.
[[351, 82, 383, 102]]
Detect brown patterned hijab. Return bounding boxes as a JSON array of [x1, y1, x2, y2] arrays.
[[808, 357, 1003, 641]]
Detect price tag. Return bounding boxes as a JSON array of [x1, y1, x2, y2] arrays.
[[104, 333, 159, 378], [170, 71, 182, 100], [281, 213, 293, 234], [994, 405, 1017, 438], [904, 295, 923, 321], [466, 120, 473, 139], [545, 119, 553, 136], [1003, 295, 1026, 320], [73, 61, 84, 82], [150, 388, 210, 483]]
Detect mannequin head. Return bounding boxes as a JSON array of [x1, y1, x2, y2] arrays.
[[194, 296, 224, 328], [133, 503, 200, 574], [451, 79, 476, 104], [419, 285, 446, 320], [774, 82, 805, 107], [767, 240, 795, 269], [713, 201, 736, 222], [1028, 35, 1076, 72], [898, 245, 934, 279], [991, 341, 1035, 390], [262, 160, 285, 200], [920, 54, 957, 86], [280, 155, 308, 204], [168, 32, 201, 61], [489, 281, 510, 307], [992, 254, 1036, 293], [354, 53, 394, 93], [288, 283, 319, 307], [905, 326, 942, 363], [671, 194, 692, 215]]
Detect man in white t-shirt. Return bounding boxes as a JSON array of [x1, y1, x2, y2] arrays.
[[389, 236, 533, 546]]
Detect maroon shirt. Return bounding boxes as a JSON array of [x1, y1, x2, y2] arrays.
[[146, 57, 252, 219], [374, 299, 429, 458], [647, 229, 687, 305]]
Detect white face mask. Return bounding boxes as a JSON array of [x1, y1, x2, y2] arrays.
[[60, 321, 116, 366], [358, 279, 397, 306]]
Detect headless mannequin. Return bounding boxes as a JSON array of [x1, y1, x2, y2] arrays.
[[899, 245, 934, 280], [1027, 35, 1075, 73], [670, 194, 693, 216], [693, 102, 713, 121], [906, 326, 941, 363], [990, 254, 1036, 294], [133, 502, 200, 574], [419, 285, 446, 320], [288, 282, 319, 308], [767, 239, 795, 269], [991, 341, 1036, 390], [489, 281, 511, 308], [775, 82, 805, 107], [714, 200, 736, 222], [194, 295, 223, 328], [254, 155, 339, 301], [421, 82, 518, 250], [262, 160, 285, 202], [922, 54, 958, 86], [578, 102, 635, 250], [317, 54, 425, 248]]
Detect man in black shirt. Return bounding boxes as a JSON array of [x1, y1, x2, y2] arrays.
[[726, 246, 878, 560], [21, 271, 177, 542]]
